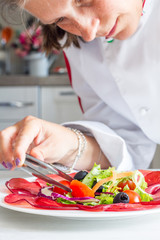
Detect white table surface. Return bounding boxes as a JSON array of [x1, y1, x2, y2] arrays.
[[0, 169, 160, 240]]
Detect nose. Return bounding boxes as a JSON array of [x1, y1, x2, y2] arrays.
[[75, 17, 100, 42]]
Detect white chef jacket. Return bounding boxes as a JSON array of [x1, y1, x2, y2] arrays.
[[63, 0, 160, 171]]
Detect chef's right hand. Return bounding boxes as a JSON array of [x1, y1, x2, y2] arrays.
[[0, 115, 78, 170]]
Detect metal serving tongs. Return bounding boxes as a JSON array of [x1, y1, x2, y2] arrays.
[[22, 154, 73, 192]]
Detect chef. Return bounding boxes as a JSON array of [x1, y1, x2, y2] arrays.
[[0, 0, 159, 171]]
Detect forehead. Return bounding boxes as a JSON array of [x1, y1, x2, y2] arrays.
[[23, 0, 68, 24]]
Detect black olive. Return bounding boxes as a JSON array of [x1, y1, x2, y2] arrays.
[[113, 192, 129, 204], [74, 170, 88, 181], [92, 181, 105, 193]]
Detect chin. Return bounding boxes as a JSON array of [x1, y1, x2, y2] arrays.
[[115, 24, 139, 40]]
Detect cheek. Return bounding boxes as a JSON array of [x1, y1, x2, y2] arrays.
[[58, 23, 81, 36], [116, 12, 142, 40]]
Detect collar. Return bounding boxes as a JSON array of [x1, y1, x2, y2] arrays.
[[138, 0, 154, 30]]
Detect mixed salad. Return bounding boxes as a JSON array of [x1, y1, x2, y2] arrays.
[[39, 164, 153, 206], [4, 164, 160, 211]]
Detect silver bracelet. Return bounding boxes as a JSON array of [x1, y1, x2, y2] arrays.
[[67, 128, 87, 172]]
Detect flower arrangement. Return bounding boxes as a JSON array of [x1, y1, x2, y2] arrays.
[[12, 24, 43, 58]]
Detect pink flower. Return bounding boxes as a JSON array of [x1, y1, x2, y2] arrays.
[[19, 33, 27, 44], [32, 38, 42, 48], [13, 25, 59, 58]]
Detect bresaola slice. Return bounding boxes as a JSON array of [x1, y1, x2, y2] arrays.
[[4, 170, 160, 212], [5, 194, 38, 205], [146, 184, 160, 195], [4, 194, 79, 210], [145, 171, 160, 186], [6, 178, 41, 195]]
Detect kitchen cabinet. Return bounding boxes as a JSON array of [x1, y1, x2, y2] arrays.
[[41, 86, 82, 123], [0, 86, 39, 130]]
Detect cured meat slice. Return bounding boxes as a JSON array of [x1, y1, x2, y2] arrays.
[[145, 171, 160, 186], [6, 178, 41, 195], [4, 194, 79, 210], [139, 169, 152, 177]]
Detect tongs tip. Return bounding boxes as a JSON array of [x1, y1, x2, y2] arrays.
[[23, 154, 73, 192]]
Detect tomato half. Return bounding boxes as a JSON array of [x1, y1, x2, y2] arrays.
[[123, 190, 141, 203], [70, 180, 95, 198], [118, 180, 136, 192], [53, 180, 71, 195]]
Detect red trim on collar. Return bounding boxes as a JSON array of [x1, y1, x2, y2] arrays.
[[63, 51, 72, 86], [142, 0, 146, 8], [141, 0, 146, 16], [63, 51, 84, 113]]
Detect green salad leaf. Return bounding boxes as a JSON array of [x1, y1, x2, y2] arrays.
[[82, 163, 114, 188], [96, 194, 114, 205]]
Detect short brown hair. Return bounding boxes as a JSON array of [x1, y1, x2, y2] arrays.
[[0, 0, 80, 53], [40, 23, 80, 53]]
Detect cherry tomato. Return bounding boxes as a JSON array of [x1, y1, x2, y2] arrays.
[[123, 190, 141, 203], [70, 180, 95, 198], [118, 180, 136, 192], [53, 180, 71, 195]]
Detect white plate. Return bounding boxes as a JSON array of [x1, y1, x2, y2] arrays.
[[1, 176, 160, 220]]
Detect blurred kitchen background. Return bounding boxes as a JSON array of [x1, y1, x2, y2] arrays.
[[0, 11, 82, 126], [0, 10, 159, 169]]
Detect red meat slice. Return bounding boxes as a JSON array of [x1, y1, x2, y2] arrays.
[[4, 194, 79, 210], [6, 178, 41, 195], [145, 171, 160, 186], [5, 194, 37, 205], [139, 169, 152, 177]]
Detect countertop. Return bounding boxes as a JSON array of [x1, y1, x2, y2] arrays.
[[0, 74, 70, 86], [0, 170, 160, 240]]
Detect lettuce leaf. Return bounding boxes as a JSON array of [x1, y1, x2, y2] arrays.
[[82, 163, 114, 188], [96, 194, 114, 205]]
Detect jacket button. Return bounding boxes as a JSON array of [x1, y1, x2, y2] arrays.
[[140, 107, 149, 116]]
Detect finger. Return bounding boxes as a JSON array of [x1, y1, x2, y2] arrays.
[[13, 116, 42, 166], [2, 161, 8, 169], [0, 125, 18, 169], [29, 138, 52, 162]]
